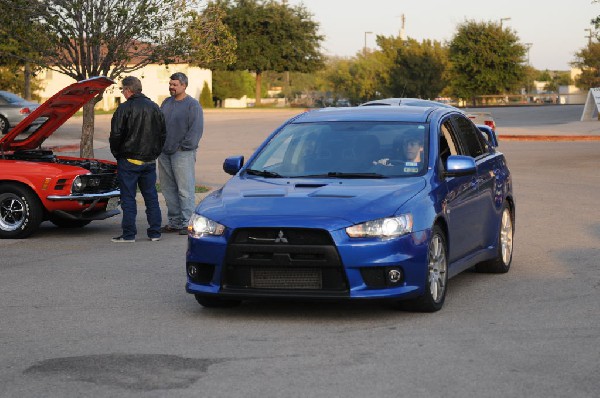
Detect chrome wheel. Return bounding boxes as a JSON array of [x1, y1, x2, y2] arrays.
[[398, 226, 448, 312], [475, 202, 514, 273], [0, 184, 43, 239], [0, 194, 26, 231], [500, 207, 513, 265], [428, 233, 447, 303]]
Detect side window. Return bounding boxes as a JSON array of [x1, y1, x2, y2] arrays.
[[439, 120, 459, 168], [451, 115, 487, 158]]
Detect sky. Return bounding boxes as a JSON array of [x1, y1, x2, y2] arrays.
[[286, 0, 598, 71]]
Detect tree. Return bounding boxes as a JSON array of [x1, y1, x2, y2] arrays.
[[385, 38, 448, 99], [185, 1, 237, 70], [217, 0, 324, 105], [1, 0, 234, 158], [448, 20, 527, 105], [534, 69, 571, 92], [200, 81, 214, 108], [0, 0, 49, 98], [572, 42, 600, 89], [212, 70, 255, 104], [318, 54, 387, 105]]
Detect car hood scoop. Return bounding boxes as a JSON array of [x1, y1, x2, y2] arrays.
[[200, 177, 426, 230]]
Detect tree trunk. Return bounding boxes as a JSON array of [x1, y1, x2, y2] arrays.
[[24, 63, 31, 100], [255, 72, 262, 106], [80, 99, 97, 158]]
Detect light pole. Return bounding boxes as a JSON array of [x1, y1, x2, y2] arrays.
[[364, 31, 373, 56], [500, 17, 511, 30], [585, 28, 593, 45], [524, 42, 532, 65]]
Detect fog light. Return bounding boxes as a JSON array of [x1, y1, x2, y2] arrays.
[[388, 268, 402, 284], [187, 264, 198, 278]]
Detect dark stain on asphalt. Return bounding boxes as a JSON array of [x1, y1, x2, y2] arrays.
[[24, 354, 225, 391]]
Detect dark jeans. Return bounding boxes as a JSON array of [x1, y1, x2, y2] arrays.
[[117, 158, 162, 239]]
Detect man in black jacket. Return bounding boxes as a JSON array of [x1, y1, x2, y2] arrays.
[[109, 76, 166, 243]]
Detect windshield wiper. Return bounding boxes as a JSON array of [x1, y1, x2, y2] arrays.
[[245, 169, 283, 178], [326, 172, 386, 179]]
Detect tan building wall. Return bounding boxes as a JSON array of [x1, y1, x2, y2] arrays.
[[36, 64, 212, 111], [558, 68, 586, 105]]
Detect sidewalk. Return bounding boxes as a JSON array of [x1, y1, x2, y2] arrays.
[[498, 120, 600, 141]]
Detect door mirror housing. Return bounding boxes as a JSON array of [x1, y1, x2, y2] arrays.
[[223, 156, 244, 175]]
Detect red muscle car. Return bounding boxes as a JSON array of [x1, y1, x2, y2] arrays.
[[0, 77, 120, 239]]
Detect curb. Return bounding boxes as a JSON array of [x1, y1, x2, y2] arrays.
[[498, 135, 600, 141]]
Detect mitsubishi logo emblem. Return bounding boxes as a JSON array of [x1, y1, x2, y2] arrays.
[[248, 230, 289, 243], [274, 230, 288, 243]]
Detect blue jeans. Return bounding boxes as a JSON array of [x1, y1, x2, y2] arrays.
[[157, 150, 197, 229], [117, 158, 162, 239]]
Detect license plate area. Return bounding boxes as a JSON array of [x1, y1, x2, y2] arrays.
[[106, 197, 120, 211]]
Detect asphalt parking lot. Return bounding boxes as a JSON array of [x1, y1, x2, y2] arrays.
[[1, 106, 599, 397]]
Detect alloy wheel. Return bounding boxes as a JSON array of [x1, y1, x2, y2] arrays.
[[428, 234, 447, 303]]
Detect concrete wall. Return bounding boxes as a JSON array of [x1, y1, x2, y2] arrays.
[[36, 64, 212, 111]]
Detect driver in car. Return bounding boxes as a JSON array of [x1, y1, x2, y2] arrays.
[[377, 129, 424, 168]]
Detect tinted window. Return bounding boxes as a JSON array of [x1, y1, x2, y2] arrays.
[[452, 115, 487, 158], [248, 121, 429, 178]]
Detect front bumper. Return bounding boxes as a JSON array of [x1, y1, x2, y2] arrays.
[[185, 227, 430, 301], [46, 189, 120, 201], [48, 193, 120, 220]]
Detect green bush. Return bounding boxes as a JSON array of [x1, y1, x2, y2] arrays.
[[200, 81, 214, 108]]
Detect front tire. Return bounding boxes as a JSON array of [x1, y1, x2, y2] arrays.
[[399, 225, 448, 312], [0, 183, 43, 239], [476, 203, 514, 273], [195, 295, 241, 308]]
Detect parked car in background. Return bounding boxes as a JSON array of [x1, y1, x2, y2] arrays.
[[185, 103, 514, 312], [361, 98, 497, 131], [0, 77, 120, 239], [0, 91, 41, 135], [465, 110, 496, 131]]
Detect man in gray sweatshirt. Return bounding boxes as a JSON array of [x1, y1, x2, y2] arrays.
[[157, 72, 204, 235]]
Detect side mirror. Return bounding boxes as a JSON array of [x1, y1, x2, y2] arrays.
[[223, 155, 244, 175], [444, 155, 476, 177], [477, 124, 498, 147]]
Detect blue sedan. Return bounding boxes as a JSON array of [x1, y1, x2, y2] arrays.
[[185, 105, 514, 312]]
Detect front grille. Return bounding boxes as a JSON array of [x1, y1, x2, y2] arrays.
[[251, 267, 322, 289], [79, 173, 118, 193], [223, 228, 348, 294]]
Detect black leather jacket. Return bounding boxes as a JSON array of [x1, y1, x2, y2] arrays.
[[109, 93, 166, 162]]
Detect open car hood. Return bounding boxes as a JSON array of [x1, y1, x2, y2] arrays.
[[0, 76, 114, 152]]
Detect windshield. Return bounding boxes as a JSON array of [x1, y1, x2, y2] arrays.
[[0, 92, 27, 104], [247, 121, 428, 178]]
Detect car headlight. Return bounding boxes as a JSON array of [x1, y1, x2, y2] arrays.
[[346, 214, 413, 238], [189, 214, 225, 237], [72, 176, 86, 193]]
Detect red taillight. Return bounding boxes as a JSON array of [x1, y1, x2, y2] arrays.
[[485, 120, 496, 130], [19, 107, 31, 115]]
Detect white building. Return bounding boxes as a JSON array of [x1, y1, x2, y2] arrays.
[[36, 64, 212, 111], [558, 68, 586, 105]]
